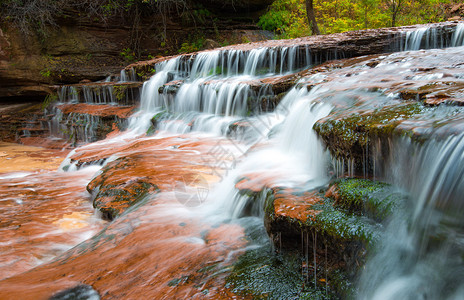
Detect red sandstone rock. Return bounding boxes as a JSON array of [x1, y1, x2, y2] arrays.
[[57, 104, 135, 119]]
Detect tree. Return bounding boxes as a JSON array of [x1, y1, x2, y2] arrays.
[[305, 0, 320, 35], [387, 0, 402, 27]]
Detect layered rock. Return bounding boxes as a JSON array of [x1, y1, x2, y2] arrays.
[[0, 2, 274, 101], [302, 46, 464, 176]]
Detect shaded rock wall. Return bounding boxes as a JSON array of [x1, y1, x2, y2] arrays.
[[0, 3, 273, 101]]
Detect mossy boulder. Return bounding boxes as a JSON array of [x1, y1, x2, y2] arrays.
[[326, 178, 405, 222], [146, 110, 170, 135], [233, 177, 406, 298], [226, 220, 337, 300], [313, 102, 425, 176]]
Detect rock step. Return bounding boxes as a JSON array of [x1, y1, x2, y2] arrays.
[[17, 127, 48, 132], [127, 22, 463, 81], [56, 81, 143, 106], [45, 104, 134, 145], [297, 48, 464, 177], [56, 104, 136, 119]]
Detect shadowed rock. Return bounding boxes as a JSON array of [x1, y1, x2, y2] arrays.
[[49, 284, 100, 300]]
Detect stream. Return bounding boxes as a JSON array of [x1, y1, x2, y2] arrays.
[[1, 23, 464, 299]]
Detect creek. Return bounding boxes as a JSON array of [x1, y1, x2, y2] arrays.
[[0, 22, 464, 299]]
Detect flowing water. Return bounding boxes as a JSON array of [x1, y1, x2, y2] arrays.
[[2, 23, 464, 299], [358, 134, 464, 299]]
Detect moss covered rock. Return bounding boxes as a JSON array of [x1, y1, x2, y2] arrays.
[[233, 176, 407, 298], [314, 102, 425, 175]]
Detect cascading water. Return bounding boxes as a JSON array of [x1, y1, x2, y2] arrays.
[[451, 23, 464, 47], [119, 68, 137, 82], [400, 22, 464, 51], [7, 21, 464, 299], [206, 86, 332, 219], [125, 45, 345, 137], [358, 134, 464, 300]]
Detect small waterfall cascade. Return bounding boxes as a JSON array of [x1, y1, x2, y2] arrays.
[[400, 22, 464, 51], [58, 86, 79, 104], [16, 21, 464, 298], [56, 83, 140, 106], [48, 78, 141, 145], [451, 22, 464, 47], [119, 68, 137, 82], [403, 27, 431, 50], [358, 134, 464, 299], [206, 85, 332, 219], [48, 110, 126, 144], [126, 45, 345, 138]]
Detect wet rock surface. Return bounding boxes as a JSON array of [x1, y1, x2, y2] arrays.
[[0, 134, 250, 299], [57, 104, 135, 119], [0, 143, 105, 281], [298, 47, 464, 176], [232, 175, 406, 298], [0, 102, 47, 143], [1, 21, 464, 300]]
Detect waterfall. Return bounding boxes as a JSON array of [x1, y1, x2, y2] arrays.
[[127, 57, 181, 133], [404, 27, 429, 50], [119, 68, 137, 82], [58, 86, 78, 103], [400, 22, 464, 51], [358, 134, 464, 299], [207, 86, 332, 219], [451, 23, 464, 47]]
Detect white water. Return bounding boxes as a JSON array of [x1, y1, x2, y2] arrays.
[[359, 134, 464, 300], [48, 22, 464, 298], [451, 23, 464, 47], [202, 86, 332, 219], [119, 68, 137, 82], [404, 27, 429, 50], [401, 22, 464, 51]]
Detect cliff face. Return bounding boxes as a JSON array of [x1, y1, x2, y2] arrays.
[[0, 1, 274, 101]]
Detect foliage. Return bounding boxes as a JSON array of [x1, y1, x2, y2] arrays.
[[40, 68, 52, 78], [120, 48, 136, 62], [258, 0, 311, 38], [259, 0, 457, 38], [112, 85, 127, 101], [42, 93, 58, 109], [178, 35, 205, 53]]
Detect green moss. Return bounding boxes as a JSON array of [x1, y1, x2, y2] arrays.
[[93, 181, 159, 220], [314, 102, 424, 159], [146, 110, 169, 135], [136, 67, 156, 81], [329, 178, 405, 221], [207, 66, 225, 76], [307, 197, 381, 247], [113, 85, 127, 101], [226, 224, 335, 299], [167, 276, 190, 287]]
